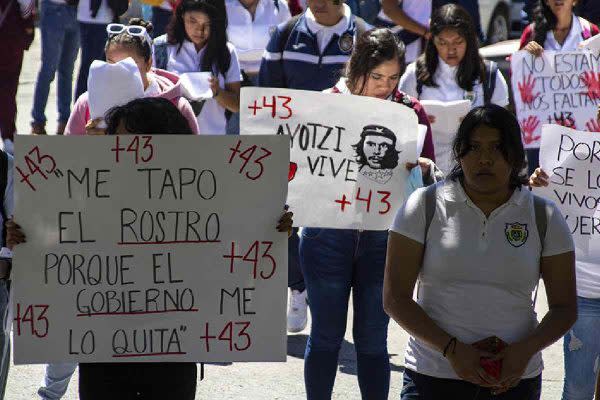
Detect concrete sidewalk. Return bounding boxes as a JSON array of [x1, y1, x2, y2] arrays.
[[7, 32, 566, 400]]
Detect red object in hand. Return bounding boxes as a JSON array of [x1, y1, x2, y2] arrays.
[[288, 162, 297, 182], [480, 358, 502, 380], [472, 336, 507, 380]]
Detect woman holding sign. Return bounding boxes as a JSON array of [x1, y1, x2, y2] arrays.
[[153, 0, 243, 135], [399, 4, 509, 173], [65, 19, 200, 135], [7, 97, 294, 399], [530, 110, 600, 400], [385, 104, 576, 399], [298, 28, 437, 400], [519, 0, 599, 175]]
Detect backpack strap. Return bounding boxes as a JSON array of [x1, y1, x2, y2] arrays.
[[415, 183, 437, 300], [483, 60, 498, 105], [580, 17, 592, 40], [278, 14, 302, 53], [424, 183, 437, 241], [531, 195, 549, 307], [416, 79, 423, 99]]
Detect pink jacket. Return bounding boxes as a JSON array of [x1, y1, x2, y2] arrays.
[[65, 68, 200, 135]]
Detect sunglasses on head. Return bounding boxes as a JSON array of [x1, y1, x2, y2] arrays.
[[106, 23, 153, 45]]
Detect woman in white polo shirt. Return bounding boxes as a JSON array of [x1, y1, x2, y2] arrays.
[[154, 0, 242, 135], [399, 4, 509, 174], [385, 105, 576, 399]]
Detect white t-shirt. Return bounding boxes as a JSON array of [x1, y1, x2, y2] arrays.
[[226, 0, 291, 73], [305, 4, 352, 54], [166, 41, 242, 135], [77, 0, 114, 24], [390, 180, 574, 380], [399, 59, 509, 173], [377, 0, 431, 63], [543, 15, 585, 51]]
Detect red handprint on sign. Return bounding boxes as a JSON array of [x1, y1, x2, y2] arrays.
[[520, 116, 541, 145], [581, 71, 600, 100], [585, 118, 600, 132], [517, 75, 540, 105], [288, 162, 297, 182]]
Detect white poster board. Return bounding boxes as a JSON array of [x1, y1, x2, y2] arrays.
[[240, 87, 419, 230], [419, 99, 470, 173], [511, 50, 600, 149], [12, 135, 289, 364], [534, 125, 600, 268]]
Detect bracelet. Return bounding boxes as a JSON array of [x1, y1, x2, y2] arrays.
[[442, 337, 457, 358]]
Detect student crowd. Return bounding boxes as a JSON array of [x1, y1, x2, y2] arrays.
[[1, 0, 600, 398]]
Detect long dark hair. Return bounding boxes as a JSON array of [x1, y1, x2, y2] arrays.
[[167, 0, 231, 75], [105, 18, 153, 63], [345, 28, 406, 95], [532, 0, 570, 45], [416, 4, 484, 91], [448, 105, 527, 188]]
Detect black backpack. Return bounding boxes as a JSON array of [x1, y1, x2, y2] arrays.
[[416, 60, 499, 105]]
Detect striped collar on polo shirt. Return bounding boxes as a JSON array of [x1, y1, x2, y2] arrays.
[[441, 179, 528, 206]]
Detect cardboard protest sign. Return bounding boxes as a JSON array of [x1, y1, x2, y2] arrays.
[[240, 87, 419, 230], [12, 135, 289, 364], [534, 125, 600, 267], [511, 50, 600, 149]]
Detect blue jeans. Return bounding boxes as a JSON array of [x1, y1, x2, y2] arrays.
[[299, 228, 390, 400], [289, 228, 305, 292], [31, 1, 79, 125], [0, 280, 10, 399], [562, 296, 600, 400], [401, 369, 542, 400], [38, 362, 78, 400], [75, 22, 108, 101], [151, 7, 172, 38]]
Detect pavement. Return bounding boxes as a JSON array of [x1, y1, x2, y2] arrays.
[[7, 31, 566, 400]]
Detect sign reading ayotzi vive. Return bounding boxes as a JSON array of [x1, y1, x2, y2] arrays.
[[12, 135, 289, 364], [240, 87, 419, 231], [511, 50, 600, 149]]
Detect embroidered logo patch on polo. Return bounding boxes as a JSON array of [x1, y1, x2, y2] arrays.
[[505, 223, 528, 247], [338, 32, 354, 53]]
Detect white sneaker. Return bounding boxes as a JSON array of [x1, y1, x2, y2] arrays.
[[287, 289, 308, 333]]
